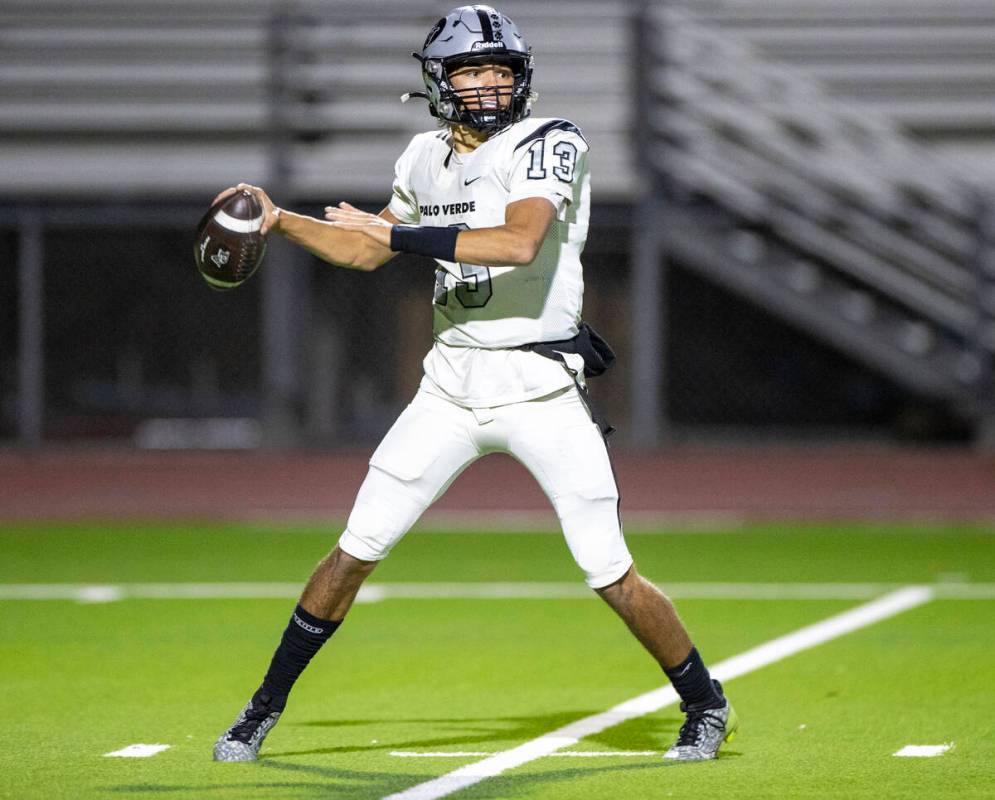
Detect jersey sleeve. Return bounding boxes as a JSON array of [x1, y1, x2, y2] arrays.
[[507, 120, 589, 215], [387, 144, 421, 224]]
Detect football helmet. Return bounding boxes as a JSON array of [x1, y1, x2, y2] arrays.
[[404, 5, 535, 133]]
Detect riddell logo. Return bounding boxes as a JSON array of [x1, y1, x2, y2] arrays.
[[293, 613, 325, 634], [472, 41, 506, 50]]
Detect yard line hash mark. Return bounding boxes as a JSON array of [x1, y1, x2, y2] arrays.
[[381, 586, 935, 800], [104, 744, 170, 758], [893, 743, 953, 757]]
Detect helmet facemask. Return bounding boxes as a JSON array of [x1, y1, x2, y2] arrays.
[[423, 53, 532, 134]]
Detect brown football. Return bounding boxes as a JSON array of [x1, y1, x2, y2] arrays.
[[194, 190, 268, 291]]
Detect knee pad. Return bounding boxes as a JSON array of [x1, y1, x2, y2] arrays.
[[557, 494, 632, 589], [338, 466, 428, 562]]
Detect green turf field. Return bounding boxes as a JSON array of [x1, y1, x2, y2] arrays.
[[1, 522, 993, 799]]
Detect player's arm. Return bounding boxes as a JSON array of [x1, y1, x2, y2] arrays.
[[279, 204, 401, 271], [212, 184, 398, 271], [323, 196, 556, 268], [452, 197, 556, 266]]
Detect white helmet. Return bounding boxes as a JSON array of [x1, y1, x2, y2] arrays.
[[405, 5, 535, 133]]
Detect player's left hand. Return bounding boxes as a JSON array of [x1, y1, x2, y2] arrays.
[[324, 202, 393, 248]]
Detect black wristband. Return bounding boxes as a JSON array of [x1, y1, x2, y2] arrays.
[[390, 225, 459, 262]]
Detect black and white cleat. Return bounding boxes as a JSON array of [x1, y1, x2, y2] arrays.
[[663, 682, 739, 762], [213, 690, 284, 762]]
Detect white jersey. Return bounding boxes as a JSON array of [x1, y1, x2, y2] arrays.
[[388, 116, 592, 407]]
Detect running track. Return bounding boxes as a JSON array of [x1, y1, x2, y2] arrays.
[[1, 447, 993, 521]]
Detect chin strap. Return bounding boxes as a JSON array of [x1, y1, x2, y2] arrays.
[[401, 91, 430, 104]]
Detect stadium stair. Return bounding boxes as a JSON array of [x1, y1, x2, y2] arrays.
[[640, 4, 995, 432]]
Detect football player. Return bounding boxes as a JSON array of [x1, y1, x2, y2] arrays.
[[213, 4, 737, 765]]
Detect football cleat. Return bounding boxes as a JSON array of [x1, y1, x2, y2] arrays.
[[213, 690, 285, 762], [663, 686, 738, 762]]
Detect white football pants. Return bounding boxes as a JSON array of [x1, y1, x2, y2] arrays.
[[338, 386, 633, 588]]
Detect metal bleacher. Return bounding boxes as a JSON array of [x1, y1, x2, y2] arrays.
[[684, 0, 995, 142], [638, 3, 995, 426], [0, 0, 633, 201]]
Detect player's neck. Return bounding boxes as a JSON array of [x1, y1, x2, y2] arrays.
[[450, 124, 490, 154]]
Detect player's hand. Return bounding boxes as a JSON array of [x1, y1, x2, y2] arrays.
[[324, 202, 393, 248], [212, 183, 282, 235]]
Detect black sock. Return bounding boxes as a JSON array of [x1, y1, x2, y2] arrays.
[[663, 647, 724, 709], [257, 604, 340, 706]]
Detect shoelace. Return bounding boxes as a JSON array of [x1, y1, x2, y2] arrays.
[[674, 702, 725, 748], [229, 704, 277, 743]]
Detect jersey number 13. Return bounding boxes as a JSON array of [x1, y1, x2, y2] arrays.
[[433, 223, 492, 308]]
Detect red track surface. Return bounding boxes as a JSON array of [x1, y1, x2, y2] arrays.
[[1, 448, 993, 522]]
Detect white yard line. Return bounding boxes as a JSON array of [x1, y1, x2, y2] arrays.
[[0, 582, 305, 602], [359, 582, 908, 601], [390, 750, 658, 758], [2, 580, 991, 603], [381, 586, 935, 800], [548, 750, 658, 757], [391, 752, 494, 758]]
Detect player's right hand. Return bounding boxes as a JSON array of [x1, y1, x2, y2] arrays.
[[212, 184, 281, 235]]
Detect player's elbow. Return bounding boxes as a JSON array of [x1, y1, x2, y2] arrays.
[[508, 237, 542, 267]]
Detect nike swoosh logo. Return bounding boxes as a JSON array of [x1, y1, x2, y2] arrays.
[[464, 175, 484, 186]]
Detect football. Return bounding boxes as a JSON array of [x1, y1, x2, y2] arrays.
[[194, 190, 268, 291]]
